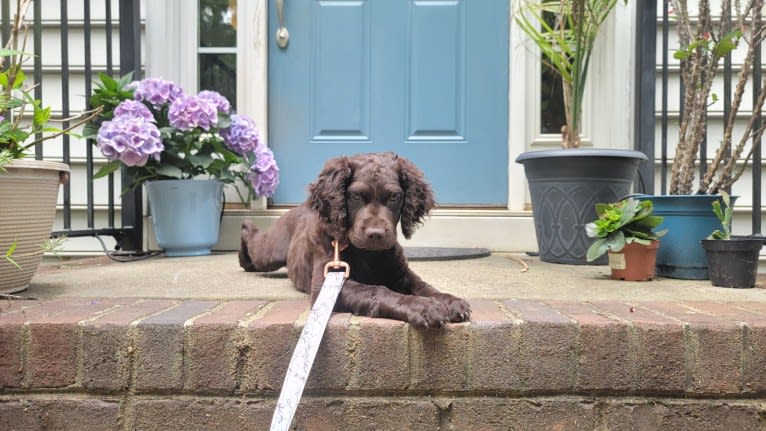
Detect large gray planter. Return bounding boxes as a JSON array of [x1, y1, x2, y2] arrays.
[[516, 149, 647, 265]]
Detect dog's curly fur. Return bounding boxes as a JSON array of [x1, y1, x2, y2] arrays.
[[239, 152, 471, 328]]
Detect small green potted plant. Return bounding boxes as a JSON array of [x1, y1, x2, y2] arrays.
[[585, 197, 668, 281], [700, 192, 764, 288]]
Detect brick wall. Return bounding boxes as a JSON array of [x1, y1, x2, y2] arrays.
[[1, 297, 766, 430]]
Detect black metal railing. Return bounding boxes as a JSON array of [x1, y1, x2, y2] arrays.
[[635, 0, 763, 235], [1, 0, 144, 253]]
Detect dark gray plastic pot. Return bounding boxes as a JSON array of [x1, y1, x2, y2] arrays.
[[701, 237, 763, 288], [516, 149, 647, 265]]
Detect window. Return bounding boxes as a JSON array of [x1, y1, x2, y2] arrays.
[[198, 0, 237, 108], [539, 11, 566, 135]]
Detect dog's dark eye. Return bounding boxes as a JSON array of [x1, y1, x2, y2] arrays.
[[389, 192, 402, 202], [349, 191, 363, 201]]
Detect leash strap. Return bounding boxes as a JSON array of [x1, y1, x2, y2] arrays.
[[270, 242, 349, 431]]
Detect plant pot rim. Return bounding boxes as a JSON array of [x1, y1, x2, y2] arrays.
[[641, 193, 737, 199], [145, 178, 223, 183], [4, 159, 70, 172], [515, 148, 648, 163], [701, 238, 765, 250]]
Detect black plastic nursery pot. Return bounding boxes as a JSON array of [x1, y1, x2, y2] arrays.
[[700, 238, 764, 288], [516, 149, 647, 265]]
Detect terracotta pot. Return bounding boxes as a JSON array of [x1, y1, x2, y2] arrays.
[[608, 240, 660, 281]]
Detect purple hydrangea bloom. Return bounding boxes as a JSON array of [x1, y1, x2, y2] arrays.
[[220, 114, 261, 155], [97, 117, 163, 167], [133, 78, 184, 108], [197, 90, 231, 114], [167, 95, 218, 131], [113, 100, 155, 122], [249, 148, 280, 197]]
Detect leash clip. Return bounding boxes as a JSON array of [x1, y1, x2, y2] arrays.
[[323, 240, 350, 278]]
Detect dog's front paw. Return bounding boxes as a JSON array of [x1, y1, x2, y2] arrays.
[[433, 293, 471, 323], [405, 297, 450, 329]]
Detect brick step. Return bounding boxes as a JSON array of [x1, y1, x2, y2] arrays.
[[1, 297, 766, 430]]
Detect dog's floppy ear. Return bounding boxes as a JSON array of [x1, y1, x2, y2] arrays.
[[308, 156, 353, 241], [397, 155, 436, 239]]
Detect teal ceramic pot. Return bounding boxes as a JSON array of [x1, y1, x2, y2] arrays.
[[145, 179, 224, 257], [644, 194, 734, 280]]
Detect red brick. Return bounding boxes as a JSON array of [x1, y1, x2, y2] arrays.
[[294, 398, 440, 430], [348, 315, 409, 391], [467, 300, 523, 391], [0, 398, 120, 431], [186, 300, 266, 393], [0, 299, 42, 316], [80, 299, 178, 391], [129, 397, 439, 431], [730, 301, 766, 316], [410, 320, 471, 391], [450, 398, 597, 430], [742, 320, 766, 393], [242, 300, 309, 392], [548, 301, 632, 392], [306, 313, 352, 391], [679, 302, 766, 393], [504, 299, 578, 391], [130, 398, 256, 431], [0, 325, 23, 388], [603, 399, 763, 431], [642, 302, 743, 394], [591, 301, 686, 393], [132, 300, 218, 392], [24, 298, 126, 388]]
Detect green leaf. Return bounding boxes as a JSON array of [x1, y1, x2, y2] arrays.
[[604, 230, 626, 253], [93, 160, 122, 179], [154, 164, 184, 178], [0, 48, 29, 57], [189, 153, 214, 169], [4, 240, 21, 270], [12, 68, 25, 89], [586, 238, 609, 262]]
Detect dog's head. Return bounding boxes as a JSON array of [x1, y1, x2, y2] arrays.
[[308, 152, 436, 250]]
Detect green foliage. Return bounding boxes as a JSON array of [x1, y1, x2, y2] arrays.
[[585, 198, 668, 262], [2, 235, 66, 270], [83, 72, 135, 139], [515, 0, 626, 148], [0, 4, 100, 168], [673, 30, 741, 61], [707, 191, 732, 240]]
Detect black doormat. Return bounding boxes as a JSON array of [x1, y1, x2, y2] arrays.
[[404, 247, 491, 261]]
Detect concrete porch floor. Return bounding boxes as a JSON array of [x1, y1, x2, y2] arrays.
[[23, 251, 766, 303]]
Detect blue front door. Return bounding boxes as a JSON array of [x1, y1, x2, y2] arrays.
[[268, 0, 509, 205]]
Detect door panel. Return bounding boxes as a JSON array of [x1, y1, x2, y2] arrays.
[[268, 0, 509, 205]]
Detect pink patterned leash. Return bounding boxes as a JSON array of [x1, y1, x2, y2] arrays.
[[270, 241, 350, 431]]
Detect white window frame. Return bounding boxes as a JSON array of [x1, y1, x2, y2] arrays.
[[145, 0, 267, 142]]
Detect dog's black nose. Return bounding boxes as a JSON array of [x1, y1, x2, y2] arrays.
[[366, 228, 385, 240]]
